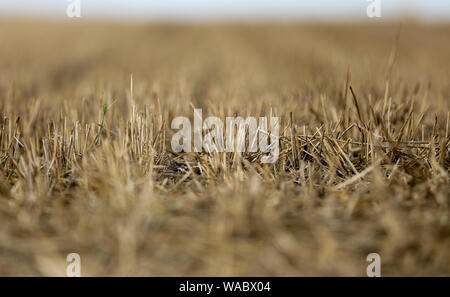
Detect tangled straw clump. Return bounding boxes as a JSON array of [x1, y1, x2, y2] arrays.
[[0, 21, 449, 276]]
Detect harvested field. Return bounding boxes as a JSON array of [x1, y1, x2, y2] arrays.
[[0, 21, 449, 276]]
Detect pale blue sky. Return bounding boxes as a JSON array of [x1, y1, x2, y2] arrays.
[[1, 0, 449, 21]]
